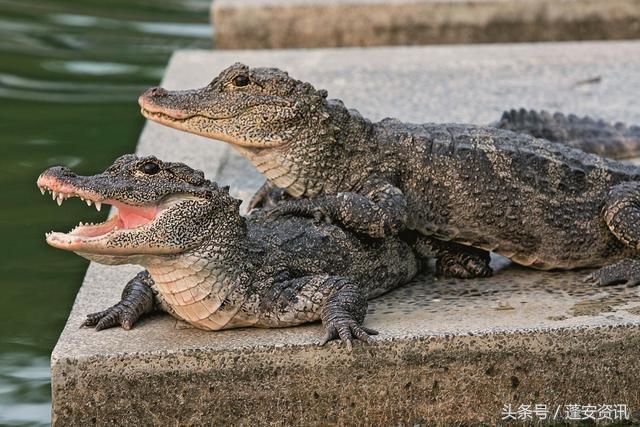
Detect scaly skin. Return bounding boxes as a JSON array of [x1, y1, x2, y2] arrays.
[[137, 63, 640, 285], [39, 155, 419, 348], [495, 108, 640, 160]]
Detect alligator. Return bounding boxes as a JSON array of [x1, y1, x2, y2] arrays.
[[38, 154, 420, 348], [137, 63, 640, 286]]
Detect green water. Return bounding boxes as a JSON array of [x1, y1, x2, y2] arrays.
[[0, 1, 211, 424]]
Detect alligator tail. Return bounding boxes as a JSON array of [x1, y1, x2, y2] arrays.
[[494, 108, 640, 160]]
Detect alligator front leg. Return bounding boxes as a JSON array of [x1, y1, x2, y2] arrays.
[[586, 182, 640, 287], [83, 270, 156, 330], [260, 275, 374, 351], [413, 236, 493, 278], [267, 175, 407, 238]]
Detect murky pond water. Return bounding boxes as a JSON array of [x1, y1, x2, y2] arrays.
[[0, 1, 211, 424]]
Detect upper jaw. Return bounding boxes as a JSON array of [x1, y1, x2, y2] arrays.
[[138, 88, 208, 123], [37, 173, 105, 210], [38, 173, 161, 254]]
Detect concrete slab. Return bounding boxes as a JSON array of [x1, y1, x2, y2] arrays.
[[51, 41, 640, 425], [212, 0, 640, 49]]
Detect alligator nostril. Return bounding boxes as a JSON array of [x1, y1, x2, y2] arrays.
[[149, 87, 167, 97]]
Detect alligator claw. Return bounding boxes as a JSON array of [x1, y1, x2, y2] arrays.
[[318, 320, 378, 351], [584, 258, 640, 287], [82, 303, 141, 331], [436, 252, 493, 279], [265, 205, 285, 221], [246, 189, 268, 214]]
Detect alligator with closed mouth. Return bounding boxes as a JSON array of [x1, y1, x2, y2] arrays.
[[137, 63, 640, 286]]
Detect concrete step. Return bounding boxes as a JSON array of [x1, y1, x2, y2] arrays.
[[51, 41, 640, 425], [212, 0, 640, 49]]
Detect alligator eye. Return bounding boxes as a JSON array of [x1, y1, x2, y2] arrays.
[[140, 162, 160, 175], [232, 75, 250, 87]]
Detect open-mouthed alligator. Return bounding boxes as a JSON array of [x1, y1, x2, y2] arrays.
[[39, 154, 421, 349]]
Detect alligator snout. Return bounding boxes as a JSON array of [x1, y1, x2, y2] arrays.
[[138, 87, 168, 109], [138, 86, 195, 121], [147, 87, 168, 97], [38, 166, 76, 182]]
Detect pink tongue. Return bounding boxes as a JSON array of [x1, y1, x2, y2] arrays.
[[114, 203, 158, 228], [121, 211, 153, 228]]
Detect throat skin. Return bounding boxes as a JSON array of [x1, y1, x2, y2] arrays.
[[233, 145, 312, 197], [145, 255, 251, 330], [142, 230, 259, 331], [233, 106, 382, 198]]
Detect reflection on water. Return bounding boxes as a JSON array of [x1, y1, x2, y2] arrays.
[[0, 0, 211, 424], [0, 354, 50, 426]]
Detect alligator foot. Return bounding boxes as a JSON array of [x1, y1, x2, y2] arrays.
[[436, 252, 493, 279], [246, 181, 273, 212], [319, 278, 374, 351], [82, 270, 156, 330], [319, 320, 378, 351], [584, 258, 640, 287], [414, 237, 493, 279], [266, 177, 408, 238], [247, 181, 292, 212]]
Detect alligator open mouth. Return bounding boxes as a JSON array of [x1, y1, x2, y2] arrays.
[[37, 174, 159, 251]]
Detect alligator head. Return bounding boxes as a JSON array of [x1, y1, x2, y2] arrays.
[[38, 154, 242, 263], [138, 62, 334, 149], [138, 63, 363, 197]]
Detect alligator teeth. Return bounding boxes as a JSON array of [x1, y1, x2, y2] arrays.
[[80, 197, 85, 201], [52, 191, 57, 200], [86, 199, 92, 206], [56, 196, 63, 206], [95, 201, 102, 211], [40, 187, 45, 195]]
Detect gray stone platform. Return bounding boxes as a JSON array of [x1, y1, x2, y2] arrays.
[[212, 0, 640, 49], [52, 41, 640, 425]]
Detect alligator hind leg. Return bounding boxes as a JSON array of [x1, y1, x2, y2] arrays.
[[260, 275, 374, 350], [586, 182, 640, 287], [412, 236, 492, 278], [83, 270, 157, 330]]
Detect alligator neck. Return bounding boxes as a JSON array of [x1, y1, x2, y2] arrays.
[[144, 228, 255, 331], [234, 101, 375, 197]]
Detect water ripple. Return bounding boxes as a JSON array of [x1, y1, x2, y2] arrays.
[[0, 73, 149, 102], [50, 13, 212, 38], [0, 0, 211, 423]]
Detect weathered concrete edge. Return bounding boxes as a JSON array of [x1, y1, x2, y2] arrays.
[[50, 43, 640, 423], [212, 0, 640, 49], [50, 321, 640, 369], [51, 324, 640, 424]]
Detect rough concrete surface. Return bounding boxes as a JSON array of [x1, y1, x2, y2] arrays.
[[212, 0, 640, 49], [52, 42, 640, 425]]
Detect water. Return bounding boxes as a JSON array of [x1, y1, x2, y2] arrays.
[[0, 1, 212, 424]]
